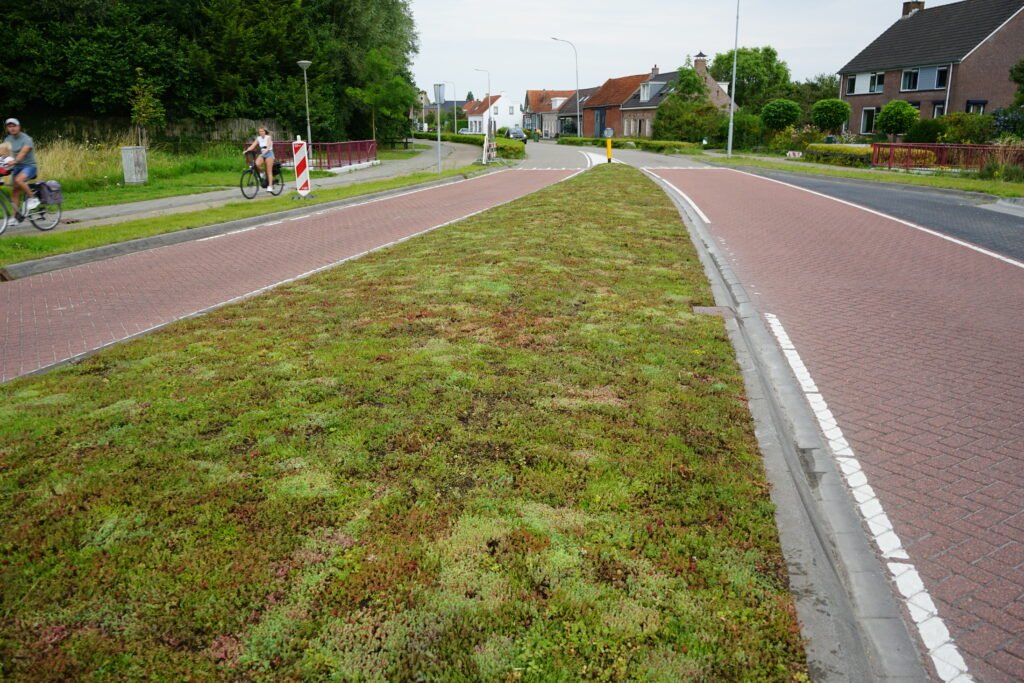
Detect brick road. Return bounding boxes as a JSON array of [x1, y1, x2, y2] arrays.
[[657, 168, 1024, 682], [0, 169, 575, 383]]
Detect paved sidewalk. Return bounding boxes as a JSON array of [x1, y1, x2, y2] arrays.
[[0, 169, 574, 383], [2, 141, 482, 236], [658, 168, 1024, 682]]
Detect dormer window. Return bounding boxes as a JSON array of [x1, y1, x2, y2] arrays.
[[640, 83, 652, 103]]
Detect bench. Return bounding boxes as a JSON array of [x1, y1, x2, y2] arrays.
[[382, 139, 411, 150]]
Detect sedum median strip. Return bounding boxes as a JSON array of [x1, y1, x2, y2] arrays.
[[0, 165, 807, 680]]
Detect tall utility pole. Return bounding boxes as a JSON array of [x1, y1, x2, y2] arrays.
[[297, 60, 313, 146], [434, 83, 444, 174], [552, 37, 580, 136], [726, 0, 740, 158]]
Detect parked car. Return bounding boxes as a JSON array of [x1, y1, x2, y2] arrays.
[[458, 128, 473, 135], [506, 128, 527, 141]]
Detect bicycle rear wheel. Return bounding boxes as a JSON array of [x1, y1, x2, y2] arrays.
[[240, 170, 259, 199], [270, 173, 284, 196], [0, 196, 9, 235], [29, 201, 62, 231]]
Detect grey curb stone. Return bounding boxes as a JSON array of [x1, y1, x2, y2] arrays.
[[648, 171, 929, 682], [0, 169, 498, 281]]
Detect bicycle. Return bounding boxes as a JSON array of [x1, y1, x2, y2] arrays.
[[240, 152, 284, 199], [0, 177, 62, 235]]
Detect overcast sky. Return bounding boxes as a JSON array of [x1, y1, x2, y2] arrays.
[[411, 0, 962, 105]]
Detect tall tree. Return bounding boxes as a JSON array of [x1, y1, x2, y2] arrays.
[[346, 49, 418, 141], [708, 47, 791, 113]]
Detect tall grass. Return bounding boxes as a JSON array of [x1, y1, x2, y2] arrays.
[[36, 135, 244, 192]]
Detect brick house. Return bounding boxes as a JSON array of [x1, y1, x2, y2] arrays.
[[556, 87, 599, 136], [522, 90, 575, 138], [620, 54, 734, 138], [581, 73, 649, 138], [839, 0, 1024, 134]]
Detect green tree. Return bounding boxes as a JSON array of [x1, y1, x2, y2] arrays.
[[791, 73, 840, 121], [760, 99, 802, 131], [466, 91, 475, 102], [939, 112, 996, 143], [708, 46, 791, 112], [346, 49, 418, 141], [654, 98, 726, 143], [1011, 57, 1024, 107], [876, 100, 920, 140], [811, 99, 852, 135], [128, 68, 166, 146], [671, 67, 709, 102]]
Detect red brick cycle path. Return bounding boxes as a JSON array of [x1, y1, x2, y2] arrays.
[[0, 169, 575, 383], [657, 168, 1024, 682]]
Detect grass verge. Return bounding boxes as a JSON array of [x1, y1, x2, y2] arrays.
[[708, 155, 1024, 198], [0, 165, 806, 680], [0, 166, 485, 268]]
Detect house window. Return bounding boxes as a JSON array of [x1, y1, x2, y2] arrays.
[[935, 67, 948, 89], [933, 103, 945, 118], [966, 100, 987, 114], [901, 69, 919, 91], [861, 108, 877, 134], [869, 72, 885, 93], [846, 75, 856, 95], [640, 83, 651, 103], [509, 106, 514, 115], [492, 106, 498, 116]]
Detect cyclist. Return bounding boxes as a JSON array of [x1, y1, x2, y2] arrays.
[[243, 127, 274, 190], [4, 118, 38, 220]]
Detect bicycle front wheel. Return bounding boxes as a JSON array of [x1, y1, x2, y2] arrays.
[[0, 197, 9, 236], [240, 170, 259, 199], [270, 174, 284, 196], [30, 201, 62, 231]]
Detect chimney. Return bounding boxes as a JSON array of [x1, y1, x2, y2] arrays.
[[694, 51, 709, 75], [651, 64, 659, 78], [902, 1, 924, 17]]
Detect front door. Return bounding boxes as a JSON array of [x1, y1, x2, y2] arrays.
[[594, 109, 605, 139]]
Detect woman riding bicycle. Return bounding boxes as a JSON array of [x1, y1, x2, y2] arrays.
[[243, 127, 274, 190]]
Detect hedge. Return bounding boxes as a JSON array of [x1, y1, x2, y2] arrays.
[[412, 132, 525, 159], [803, 144, 873, 167], [557, 137, 703, 155]]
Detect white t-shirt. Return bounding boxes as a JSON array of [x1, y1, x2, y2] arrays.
[[257, 134, 272, 151]]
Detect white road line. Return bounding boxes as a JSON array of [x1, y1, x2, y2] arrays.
[[730, 168, 1024, 270], [765, 312, 973, 683], [643, 170, 711, 224]]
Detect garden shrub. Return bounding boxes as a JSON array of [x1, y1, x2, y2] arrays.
[[992, 107, 1024, 137], [720, 111, 764, 149], [804, 143, 872, 167], [557, 137, 702, 154], [978, 161, 1024, 182], [413, 132, 525, 159], [904, 118, 946, 143], [939, 113, 995, 144], [767, 125, 825, 152], [876, 100, 920, 140], [760, 99, 802, 132], [811, 99, 852, 135]]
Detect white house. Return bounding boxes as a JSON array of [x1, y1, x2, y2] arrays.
[[465, 94, 521, 133]]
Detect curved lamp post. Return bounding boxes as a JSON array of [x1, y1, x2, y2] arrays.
[[297, 60, 312, 146], [552, 37, 580, 136]]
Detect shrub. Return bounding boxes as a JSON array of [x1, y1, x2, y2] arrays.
[[412, 131, 523, 159], [978, 160, 1024, 182], [760, 99, 802, 131], [811, 99, 852, 134], [767, 125, 825, 152], [903, 118, 946, 143], [804, 143, 872, 167], [653, 98, 727, 143], [557, 137, 702, 154], [721, 111, 764, 149], [939, 112, 995, 144], [992, 107, 1024, 137], [876, 100, 920, 140]]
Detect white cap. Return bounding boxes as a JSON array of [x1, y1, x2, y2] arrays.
[[4, 118, 19, 126]]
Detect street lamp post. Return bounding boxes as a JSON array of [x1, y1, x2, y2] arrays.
[[434, 83, 445, 174], [552, 37, 580, 137], [474, 68, 491, 163], [297, 60, 313, 146], [726, 1, 740, 158]]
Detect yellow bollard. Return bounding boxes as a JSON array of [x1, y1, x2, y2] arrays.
[[606, 136, 612, 163]]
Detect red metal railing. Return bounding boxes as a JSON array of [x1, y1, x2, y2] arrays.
[[272, 140, 378, 169], [872, 143, 1024, 171]]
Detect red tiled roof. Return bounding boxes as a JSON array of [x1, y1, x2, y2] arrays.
[[464, 95, 501, 117], [525, 90, 576, 114], [583, 74, 649, 108]]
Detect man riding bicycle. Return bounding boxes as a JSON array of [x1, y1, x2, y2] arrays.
[[3, 118, 38, 222]]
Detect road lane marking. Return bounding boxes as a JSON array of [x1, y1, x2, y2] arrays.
[[730, 168, 1024, 270], [765, 312, 973, 683], [643, 170, 711, 224]]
